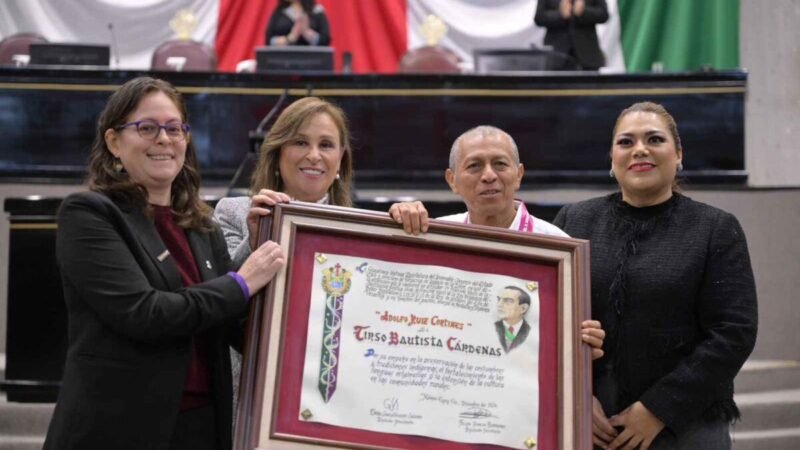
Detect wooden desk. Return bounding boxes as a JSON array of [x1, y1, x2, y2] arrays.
[[0, 68, 746, 186]]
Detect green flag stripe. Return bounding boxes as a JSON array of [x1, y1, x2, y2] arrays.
[[618, 0, 739, 72]]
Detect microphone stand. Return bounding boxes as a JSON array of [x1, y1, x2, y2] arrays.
[[227, 89, 290, 195], [107, 23, 121, 68]]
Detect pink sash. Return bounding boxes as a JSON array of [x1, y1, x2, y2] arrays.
[[464, 200, 534, 232]]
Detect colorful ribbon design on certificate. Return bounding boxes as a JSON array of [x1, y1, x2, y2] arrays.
[[319, 263, 352, 403]]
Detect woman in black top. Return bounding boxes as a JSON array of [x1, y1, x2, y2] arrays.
[[266, 0, 331, 46], [554, 102, 757, 449]]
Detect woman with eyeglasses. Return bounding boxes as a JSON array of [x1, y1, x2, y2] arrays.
[[43, 77, 286, 450]]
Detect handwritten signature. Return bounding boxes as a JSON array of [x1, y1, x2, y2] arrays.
[[459, 407, 493, 419], [383, 397, 399, 412]]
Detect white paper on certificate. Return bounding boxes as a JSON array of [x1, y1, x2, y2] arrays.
[[298, 253, 541, 449]]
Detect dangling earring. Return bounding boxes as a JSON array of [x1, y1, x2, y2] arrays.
[[608, 169, 615, 178], [677, 162, 684, 172], [113, 158, 124, 173], [335, 172, 340, 180]]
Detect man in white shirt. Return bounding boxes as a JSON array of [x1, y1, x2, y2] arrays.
[[389, 125, 566, 237], [388, 125, 604, 360]]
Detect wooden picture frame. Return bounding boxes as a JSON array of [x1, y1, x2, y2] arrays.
[[234, 202, 592, 450]]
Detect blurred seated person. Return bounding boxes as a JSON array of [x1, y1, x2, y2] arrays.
[[266, 0, 331, 46], [534, 0, 609, 70]]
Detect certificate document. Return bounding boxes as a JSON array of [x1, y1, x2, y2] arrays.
[[299, 253, 541, 449]]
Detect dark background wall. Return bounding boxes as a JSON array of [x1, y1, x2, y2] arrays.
[[1, 184, 798, 363]]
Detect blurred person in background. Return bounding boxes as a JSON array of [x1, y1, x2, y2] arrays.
[[535, 0, 609, 70], [266, 0, 331, 46]]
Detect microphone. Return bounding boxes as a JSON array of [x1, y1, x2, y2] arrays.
[[342, 51, 352, 74], [254, 88, 290, 137], [107, 23, 120, 68], [228, 89, 292, 193]]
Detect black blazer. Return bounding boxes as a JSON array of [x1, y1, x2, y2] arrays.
[[534, 0, 609, 69], [554, 194, 757, 432], [43, 191, 248, 450], [495, 320, 531, 353]]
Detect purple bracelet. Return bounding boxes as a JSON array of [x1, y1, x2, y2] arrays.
[[227, 272, 250, 300]]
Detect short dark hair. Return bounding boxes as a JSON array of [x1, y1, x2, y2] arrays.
[[87, 76, 212, 230], [503, 286, 531, 306]]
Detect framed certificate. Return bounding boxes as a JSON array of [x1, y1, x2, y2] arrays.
[[234, 202, 592, 450]]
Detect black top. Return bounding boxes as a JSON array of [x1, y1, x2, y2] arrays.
[[554, 193, 758, 432], [265, 4, 331, 46]]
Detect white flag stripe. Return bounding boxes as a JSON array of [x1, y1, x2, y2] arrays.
[[0, 0, 218, 70], [597, 0, 626, 72]]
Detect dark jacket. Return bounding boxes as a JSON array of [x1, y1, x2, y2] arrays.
[[43, 191, 248, 450], [553, 193, 757, 432], [534, 0, 609, 69], [495, 320, 531, 353]]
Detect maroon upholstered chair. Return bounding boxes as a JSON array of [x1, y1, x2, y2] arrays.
[[0, 32, 48, 66], [151, 40, 217, 72], [398, 45, 461, 74]]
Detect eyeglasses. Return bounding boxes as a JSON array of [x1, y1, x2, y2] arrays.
[[116, 120, 191, 141]]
